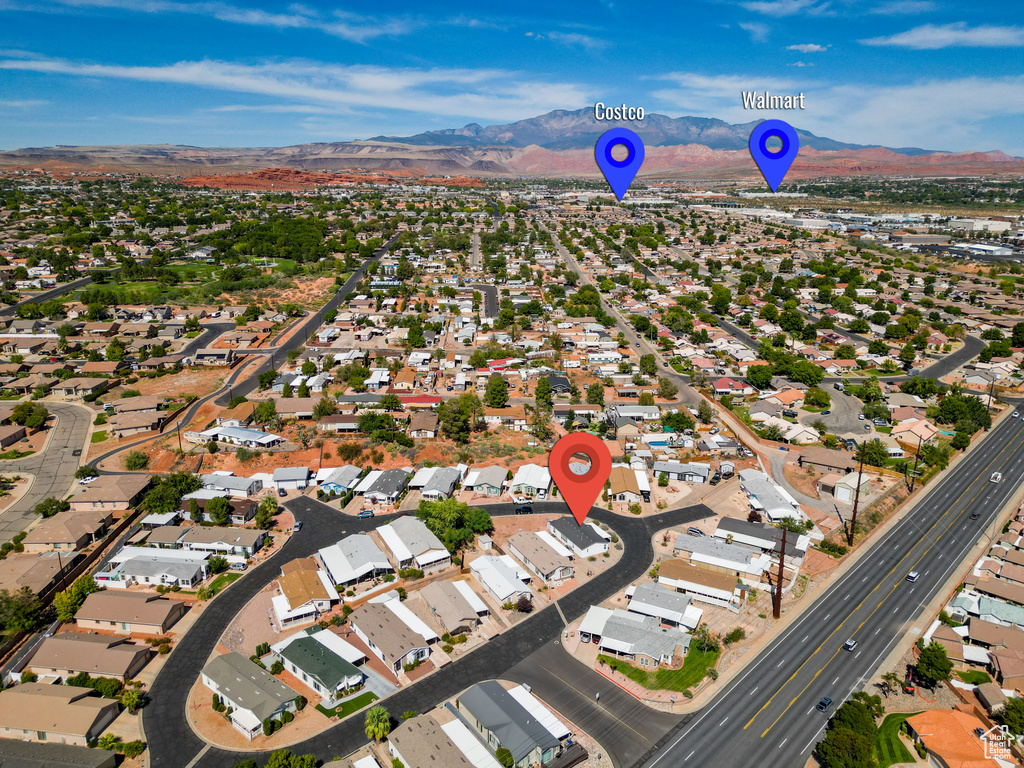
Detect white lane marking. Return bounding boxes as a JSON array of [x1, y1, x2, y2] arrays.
[[802, 635, 809, 643], [777, 659, 786, 668], [832, 677, 839, 684], [779, 738, 788, 749], [685, 751, 694, 761], [720, 717, 729, 726]]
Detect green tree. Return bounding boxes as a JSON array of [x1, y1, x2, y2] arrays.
[[437, 393, 484, 444], [747, 365, 774, 390], [124, 450, 149, 471], [121, 688, 143, 714], [208, 555, 229, 574], [495, 747, 514, 768], [817, 727, 877, 768], [380, 394, 403, 412], [916, 641, 953, 687], [484, 374, 509, 408], [804, 387, 831, 408], [586, 383, 605, 407], [255, 496, 277, 529], [34, 496, 69, 518], [301, 360, 317, 377], [697, 400, 715, 424], [858, 440, 890, 468], [364, 704, 392, 741], [829, 700, 878, 741], [658, 377, 678, 400], [535, 377, 553, 411], [998, 696, 1024, 738], [206, 496, 231, 526], [312, 397, 336, 420], [639, 354, 657, 376], [0, 587, 41, 632]]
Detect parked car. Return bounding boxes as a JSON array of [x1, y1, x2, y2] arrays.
[[821, 410, 831, 415], [782, 409, 798, 418], [515, 505, 533, 515], [858, 413, 865, 420], [357, 510, 374, 519], [779, 445, 789, 451], [292, 521, 303, 532], [278, 488, 287, 497], [709, 472, 722, 485], [687, 527, 706, 537], [229, 562, 247, 572], [817, 697, 833, 712], [864, 424, 871, 432]]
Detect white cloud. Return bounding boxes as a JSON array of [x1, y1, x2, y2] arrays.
[[547, 31, 609, 50], [0, 54, 595, 122], [868, 0, 937, 14], [786, 43, 827, 52], [0, 98, 47, 108], [739, 22, 770, 41], [651, 70, 1024, 154], [790, 61, 813, 67], [741, 0, 830, 17], [0, 0, 416, 43], [862, 22, 1024, 49]]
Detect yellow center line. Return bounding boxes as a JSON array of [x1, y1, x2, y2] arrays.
[[743, 423, 1021, 733], [538, 664, 648, 741]]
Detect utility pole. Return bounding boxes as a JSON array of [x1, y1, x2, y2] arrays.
[[909, 433, 923, 493], [847, 444, 866, 547], [176, 420, 183, 454], [773, 526, 787, 620]]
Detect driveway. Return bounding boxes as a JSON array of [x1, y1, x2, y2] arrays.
[[0, 402, 92, 544], [798, 388, 864, 436]]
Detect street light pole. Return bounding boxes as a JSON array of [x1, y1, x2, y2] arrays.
[[848, 445, 866, 547], [910, 433, 923, 493]]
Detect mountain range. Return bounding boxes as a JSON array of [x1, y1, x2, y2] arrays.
[[1, 107, 1021, 181]]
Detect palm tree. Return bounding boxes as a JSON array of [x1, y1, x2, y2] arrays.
[[364, 705, 392, 741]]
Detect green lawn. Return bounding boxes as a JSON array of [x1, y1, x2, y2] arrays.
[[0, 448, 33, 460], [315, 690, 378, 719], [956, 670, 991, 685], [90, 431, 108, 443], [876, 426, 893, 434], [876, 712, 918, 768], [598, 648, 720, 692], [165, 263, 219, 280], [209, 572, 241, 594]]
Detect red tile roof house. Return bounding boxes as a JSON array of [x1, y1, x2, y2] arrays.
[[713, 377, 753, 396]]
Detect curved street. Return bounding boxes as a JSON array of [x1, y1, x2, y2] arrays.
[[144, 499, 713, 768]]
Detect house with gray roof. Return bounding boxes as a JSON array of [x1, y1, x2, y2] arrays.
[[201, 651, 298, 739], [199, 473, 263, 498], [355, 468, 410, 504], [673, 534, 771, 583], [547, 516, 610, 558], [580, 607, 691, 669], [507, 531, 574, 585], [317, 534, 392, 586], [653, 461, 710, 483], [272, 466, 311, 491], [737, 468, 801, 521], [377, 516, 450, 571], [627, 583, 703, 630], [456, 680, 563, 767], [463, 465, 508, 497], [410, 466, 462, 501], [317, 465, 362, 495], [715, 517, 808, 563]]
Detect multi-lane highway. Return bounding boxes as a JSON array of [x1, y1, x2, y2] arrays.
[[640, 410, 1024, 768]]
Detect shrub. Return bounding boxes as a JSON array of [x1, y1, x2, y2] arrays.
[[270, 660, 284, 675], [20, 671, 37, 683], [496, 747, 514, 768], [212, 693, 221, 710], [121, 740, 145, 758], [281, 710, 294, 724], [294, 695, 305, 711], [262, 718, 273, 737], [124, 450, 149, 471], [724, 628, 746, 645]]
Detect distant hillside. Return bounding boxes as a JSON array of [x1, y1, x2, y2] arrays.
[[369, 107, 933, 155]]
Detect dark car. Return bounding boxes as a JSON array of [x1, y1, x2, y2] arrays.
[[515, 505, 533, 515], [357, 510, 375, 519], [709, 472, 722, 486], [277, 488, 287, 497], [970, 511, 980, 520], [816, 697, 833, 713], [779, 445, 789, 451], [821, 410, 831, 415]]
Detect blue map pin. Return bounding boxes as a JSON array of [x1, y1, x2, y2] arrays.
[[595, 127, 645, 201], [749, 119, 799, 192]]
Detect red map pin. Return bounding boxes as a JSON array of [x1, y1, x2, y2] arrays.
[[549, 432, 612, 526]]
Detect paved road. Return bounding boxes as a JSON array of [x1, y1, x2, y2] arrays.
[[0, 277, 94, 318], [547, 224, 701, 408], [641, 412, 1024, 768], [0, 403, 92, 543], [798, 387, 865, 437], [145, 499, 713, 768], [468, 283, 498, 318]]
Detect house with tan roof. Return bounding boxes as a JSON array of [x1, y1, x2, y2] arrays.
[[764, 388, 805, 408], [75, 590, 187, 635], [273, 557, 339, 626], [483, 405, 528, 431], [69, 474, 151, 513], [892, 419, 940, 443], [349, 602, 431, 674], [0, 552, 68, 594], [507, 531, 574, 586], [107, 410, 164, 439], [21, 510, 112, 553], [0, 683, 120, 746], [25, 632, 151, 681], [657, 559, 743, 608]]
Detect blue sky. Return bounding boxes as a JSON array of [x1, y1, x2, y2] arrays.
[[1, 0, 1023, 153]]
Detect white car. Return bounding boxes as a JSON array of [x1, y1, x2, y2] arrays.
[[991, 472, 1003, 484], [79, 476, 97, 485], [1014, 412, 1020, 418]]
